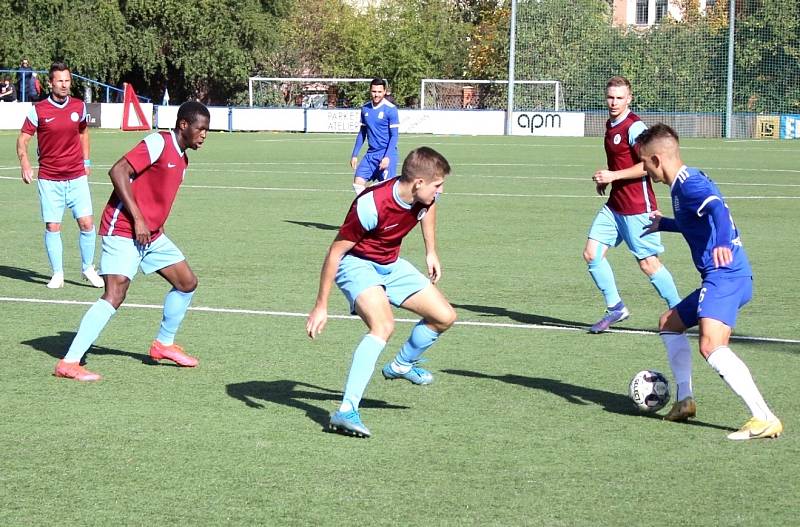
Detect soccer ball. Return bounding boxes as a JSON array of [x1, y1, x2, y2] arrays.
[[628, 370, 670, 412]]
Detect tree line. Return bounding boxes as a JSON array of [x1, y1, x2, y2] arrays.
[[1, 0, 796, 113]]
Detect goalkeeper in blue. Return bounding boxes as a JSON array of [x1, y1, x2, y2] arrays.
[[638, 123, 781, 441], [350, 78, 399, 195]]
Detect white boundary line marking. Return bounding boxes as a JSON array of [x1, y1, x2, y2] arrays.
[[1, 175, 798, 198], [2, 296, 798, 345]]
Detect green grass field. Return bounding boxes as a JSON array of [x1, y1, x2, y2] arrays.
[[1, 129, 798, 526]]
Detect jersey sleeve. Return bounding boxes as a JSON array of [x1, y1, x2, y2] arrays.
[[124, 132, 165, 175], [78, 102, 88, 131], [387, 106, 399, 152], [681, 177, 719, 217], [20, 107, 38, 135], [338, 192, 378, 242]]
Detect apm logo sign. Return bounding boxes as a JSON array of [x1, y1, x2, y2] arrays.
[[512, 112, 585, 137], [517, 112, 562, 130]]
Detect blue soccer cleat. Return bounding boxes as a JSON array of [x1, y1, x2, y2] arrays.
[[381, 362, 433, 385], [589, 305, 630, 334], [329, 409, 371, 438]]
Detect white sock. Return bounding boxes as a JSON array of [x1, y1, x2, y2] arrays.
[[706, 346, 775, 421], [353, 183, 365, 195], [661, 332, 693, 401]]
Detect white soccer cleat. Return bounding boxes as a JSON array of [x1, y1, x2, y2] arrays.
[[82, 266, 104, 288], [46, 272, 64, 289]]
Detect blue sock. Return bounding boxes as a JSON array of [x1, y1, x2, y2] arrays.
[[395, 321, 440, 366], [340, 334, 386, 412], [156, 288, 195, 345], [78, 229, 96, 271], [44, 231, 63, 273], [64, 299, 117, 362], [650, 265, 681, 308], [588, 256, 621, 308]]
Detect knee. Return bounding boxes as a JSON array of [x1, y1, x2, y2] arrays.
[[432, 305, 457, 333], [77, 217, 94, 231], [102, 291, 126, 310], [179, 274, 198, 293], [45, 223, 61, 233], [582, 248, 594, 265], [658, 311, 672, 332], [639, 257, 661, 276], [371, 320, 395, 341]]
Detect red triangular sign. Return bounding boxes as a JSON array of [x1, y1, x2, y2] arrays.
[[122, 83, 150, 131]]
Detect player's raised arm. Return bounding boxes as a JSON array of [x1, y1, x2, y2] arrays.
[[307, 236, 356, 339]]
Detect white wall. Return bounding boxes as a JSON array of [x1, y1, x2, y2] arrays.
[[0, 103, 586, 136]]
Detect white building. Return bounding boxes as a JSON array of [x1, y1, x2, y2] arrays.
[[612, 0, 719, 26]]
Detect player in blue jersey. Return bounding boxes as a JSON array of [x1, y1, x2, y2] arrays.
[[350, 78, 400, 195], [638, 124, 782, 440]]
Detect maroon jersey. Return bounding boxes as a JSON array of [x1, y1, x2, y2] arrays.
[[339, 179, 435, 265], [604, 111, 657, 215], [20, 96, 87, 181], [100, 131, 188, 240]]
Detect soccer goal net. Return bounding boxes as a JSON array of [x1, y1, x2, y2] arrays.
[[248, 77, 374, 108], [419, 79, 561, 111]]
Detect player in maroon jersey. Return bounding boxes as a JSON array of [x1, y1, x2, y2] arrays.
[[16, 62, 104, 289], [307, 147, 456, 437], [54, 101, 210, 382], [582, 76, 680, 333]]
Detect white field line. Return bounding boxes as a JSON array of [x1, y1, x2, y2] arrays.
[[2, 296, 799, 345], [1, 175, 799, 199]]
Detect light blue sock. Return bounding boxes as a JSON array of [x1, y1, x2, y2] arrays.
[[396, 321, 440, 365], [650, 265, 681, 308], [44, 231, 63, 273], [588, 255, 621, 308], [78, 229, 96, 271], [340, 334, 386, 412], [64, 299, 117, 362], [156, 288, 195, 345]]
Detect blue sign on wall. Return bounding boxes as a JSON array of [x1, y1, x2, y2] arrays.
[[780, 115, 800, 139]]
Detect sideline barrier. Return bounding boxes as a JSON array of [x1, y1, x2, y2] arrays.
[[4, 103, 796, 138]]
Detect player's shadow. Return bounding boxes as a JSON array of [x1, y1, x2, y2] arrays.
[[284, 220, 339, 231], [226, 380, 409, 429], [0, 265, 89, 287], [442, 369, 733, 431], [21, 331, 163, 366], [452, 303, 590, 330]]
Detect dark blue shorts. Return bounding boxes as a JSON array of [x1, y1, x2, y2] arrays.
[[676, 274, 753, 329], [355, 151, 398, 182]]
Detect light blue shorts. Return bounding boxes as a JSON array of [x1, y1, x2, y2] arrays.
[[99, 234, 185, 280], [355, 150, 398, 183], [676, 274, 753, 329], [335, 254, 429, 314], [588, 205, 664, 260], [37, 176, 92, 223]]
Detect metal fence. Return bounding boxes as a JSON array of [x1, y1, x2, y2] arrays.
[[508, 0, 799, 138]]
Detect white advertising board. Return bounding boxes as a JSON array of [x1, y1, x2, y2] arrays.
[[511, 112, 585, 136]]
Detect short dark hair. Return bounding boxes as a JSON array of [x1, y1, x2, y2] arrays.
[[400, 147, 450, 182], [370, 78, 387, 88], [49, 62, 70, 81], [637, 123, 680, 149], [176, 101, 210, 127]]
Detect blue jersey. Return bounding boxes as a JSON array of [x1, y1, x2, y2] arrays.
[[352, 99, 399, 157], [670, 166, 751, 278]]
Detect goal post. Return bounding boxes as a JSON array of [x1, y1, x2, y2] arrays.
[[419, 79, 561, 111], [248, 77, 374, 108]]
